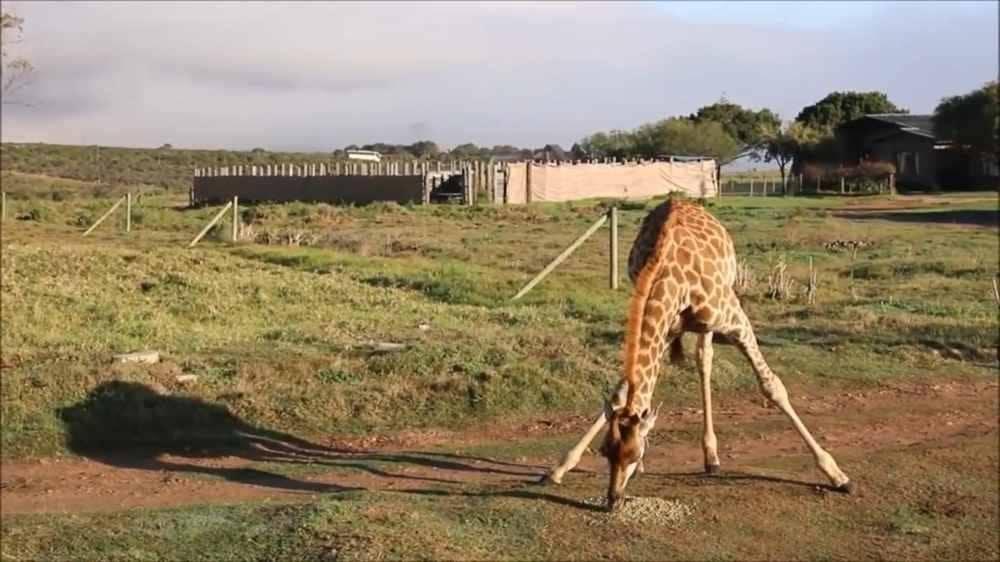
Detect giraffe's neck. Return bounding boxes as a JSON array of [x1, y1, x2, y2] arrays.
[[624, 305, 672, 414]]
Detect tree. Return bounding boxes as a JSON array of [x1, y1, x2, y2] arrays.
[[407, 140, 440, 158], [542, 144, 567, 161], [691, 98, 780, 156], [578, 130, 634, 159], [634, 118, 743, 164], [1, 10, 33, 103], [933, 81, 998, 158], [795, 91, 906, 135], [450, 143, 480, 159], [759, 122, 821, 187]]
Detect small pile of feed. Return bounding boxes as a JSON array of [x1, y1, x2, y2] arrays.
[[583, 496, 694, 526]]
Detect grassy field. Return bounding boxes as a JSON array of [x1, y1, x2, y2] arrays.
[[1, 169, 997, 561]]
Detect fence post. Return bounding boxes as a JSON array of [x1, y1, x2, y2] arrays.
[[889, 173, 896, 196], [83, 195, 127, 236], [525, 161, 533, 204], [749, 178, 754, 196], [1, 191, 5, 222], [126, 192, 132, 233], [512, 212, 609, 301], [609, 207, 619, 290], [232, 196, 239, 242], [840, 177, 845, 194]]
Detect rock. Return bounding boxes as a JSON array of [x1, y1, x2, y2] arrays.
[[113, 351, 160, 364], [369, 342, 408, 353]]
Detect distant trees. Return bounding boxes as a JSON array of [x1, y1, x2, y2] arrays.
[[691, 98, 780, 158], [933, 81, 998, 159], [1, 10, 33, 103], [795, 91, 906, 135], [758, 122, 820, 187]]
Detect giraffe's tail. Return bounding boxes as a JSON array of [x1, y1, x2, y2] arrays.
[[668, 337, 685, 364]]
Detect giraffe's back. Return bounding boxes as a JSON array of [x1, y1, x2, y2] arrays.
[[627, 199, 736, 290]]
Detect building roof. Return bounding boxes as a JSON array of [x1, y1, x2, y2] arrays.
[[845, 113, 937, 139]]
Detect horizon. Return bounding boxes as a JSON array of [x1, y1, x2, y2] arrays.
[[1, 1, 996, 153]]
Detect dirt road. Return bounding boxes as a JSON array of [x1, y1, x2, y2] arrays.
[[3, 379, 996, 516]]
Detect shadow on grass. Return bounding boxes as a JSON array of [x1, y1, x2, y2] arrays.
[[58, 381, 543, 496], [58, 382, 856, 512], [833, 209, 999, 227]]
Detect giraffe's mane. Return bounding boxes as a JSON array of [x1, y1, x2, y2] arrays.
[[621, 198, 685, 413]]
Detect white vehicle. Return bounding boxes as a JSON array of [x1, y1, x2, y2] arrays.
[[346, 150, 382, 162]]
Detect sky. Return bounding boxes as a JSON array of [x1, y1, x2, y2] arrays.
[[0, 1, 996, 152]]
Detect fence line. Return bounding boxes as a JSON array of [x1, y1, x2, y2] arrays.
[[192, 157, 720, 207], [718, 173, 895, 197]]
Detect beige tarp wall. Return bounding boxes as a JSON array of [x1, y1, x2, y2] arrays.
[[505, 160, 717, 204]]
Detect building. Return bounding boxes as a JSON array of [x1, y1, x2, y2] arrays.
[[836, 114, 998, 189], [346, 149, 382, 162]]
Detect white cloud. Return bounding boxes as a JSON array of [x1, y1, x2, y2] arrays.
[[1, 1, 996, 150]]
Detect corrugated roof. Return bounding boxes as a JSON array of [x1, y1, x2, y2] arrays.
[[862, 113, 936, 138]]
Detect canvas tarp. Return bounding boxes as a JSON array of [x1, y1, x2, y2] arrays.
[[505, 160, 717, 204]]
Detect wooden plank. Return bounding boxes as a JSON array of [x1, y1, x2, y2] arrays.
[[511, 212, 608, 301], [83, 196, 126, 236], [609, 207, 619, 289], [231, 196, 239, 242], [188, 201, 233, 248]]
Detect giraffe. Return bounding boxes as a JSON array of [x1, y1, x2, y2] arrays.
[[544, 197, 854, 511]]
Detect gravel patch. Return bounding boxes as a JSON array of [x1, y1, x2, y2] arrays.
[[583, 496, 694, 526]]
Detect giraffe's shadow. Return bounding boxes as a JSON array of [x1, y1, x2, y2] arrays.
[[57, 381, 551, 496]]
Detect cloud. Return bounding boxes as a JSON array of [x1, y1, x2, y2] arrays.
[[1, 1, 996, 150]]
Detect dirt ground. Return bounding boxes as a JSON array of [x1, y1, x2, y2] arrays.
[[3, 378, 996, 517]]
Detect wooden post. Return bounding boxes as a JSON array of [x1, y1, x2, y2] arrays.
[[188, 201, 233, 248], [609, 207, 619, 290], [749, 178, 755, 196], [889, 173, 896, 196], [232, 196, 239, 242], [525, 161, 533, 204], [125, 192, 132, 233], [83, 196, 127, 236], [840, 176, 845, 194], [512, 212, 609, 301], [1, 191, 5, 223]]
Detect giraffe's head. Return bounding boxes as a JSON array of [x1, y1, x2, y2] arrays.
[[600, 401, 660, 511]]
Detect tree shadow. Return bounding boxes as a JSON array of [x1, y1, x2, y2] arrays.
[[57, 381, 545, 495]]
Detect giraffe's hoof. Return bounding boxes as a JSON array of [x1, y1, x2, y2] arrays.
[[539, 473, 561, 486], [834, 480, 856, 495], [705, 464, 721, 475]]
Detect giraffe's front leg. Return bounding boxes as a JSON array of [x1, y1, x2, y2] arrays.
[[721, 300, 853, 493], [544, 383, 626, 484], [697, 332, 721, 474]]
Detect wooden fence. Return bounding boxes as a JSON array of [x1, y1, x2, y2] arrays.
[[719, 173, 896, 197], [192, 160, 501, 207]]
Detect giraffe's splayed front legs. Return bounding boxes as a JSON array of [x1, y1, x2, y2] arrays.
[[543, 384, 627, 485]]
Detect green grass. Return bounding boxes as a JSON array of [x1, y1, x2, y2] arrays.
[[1, 181, 996, 458]]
